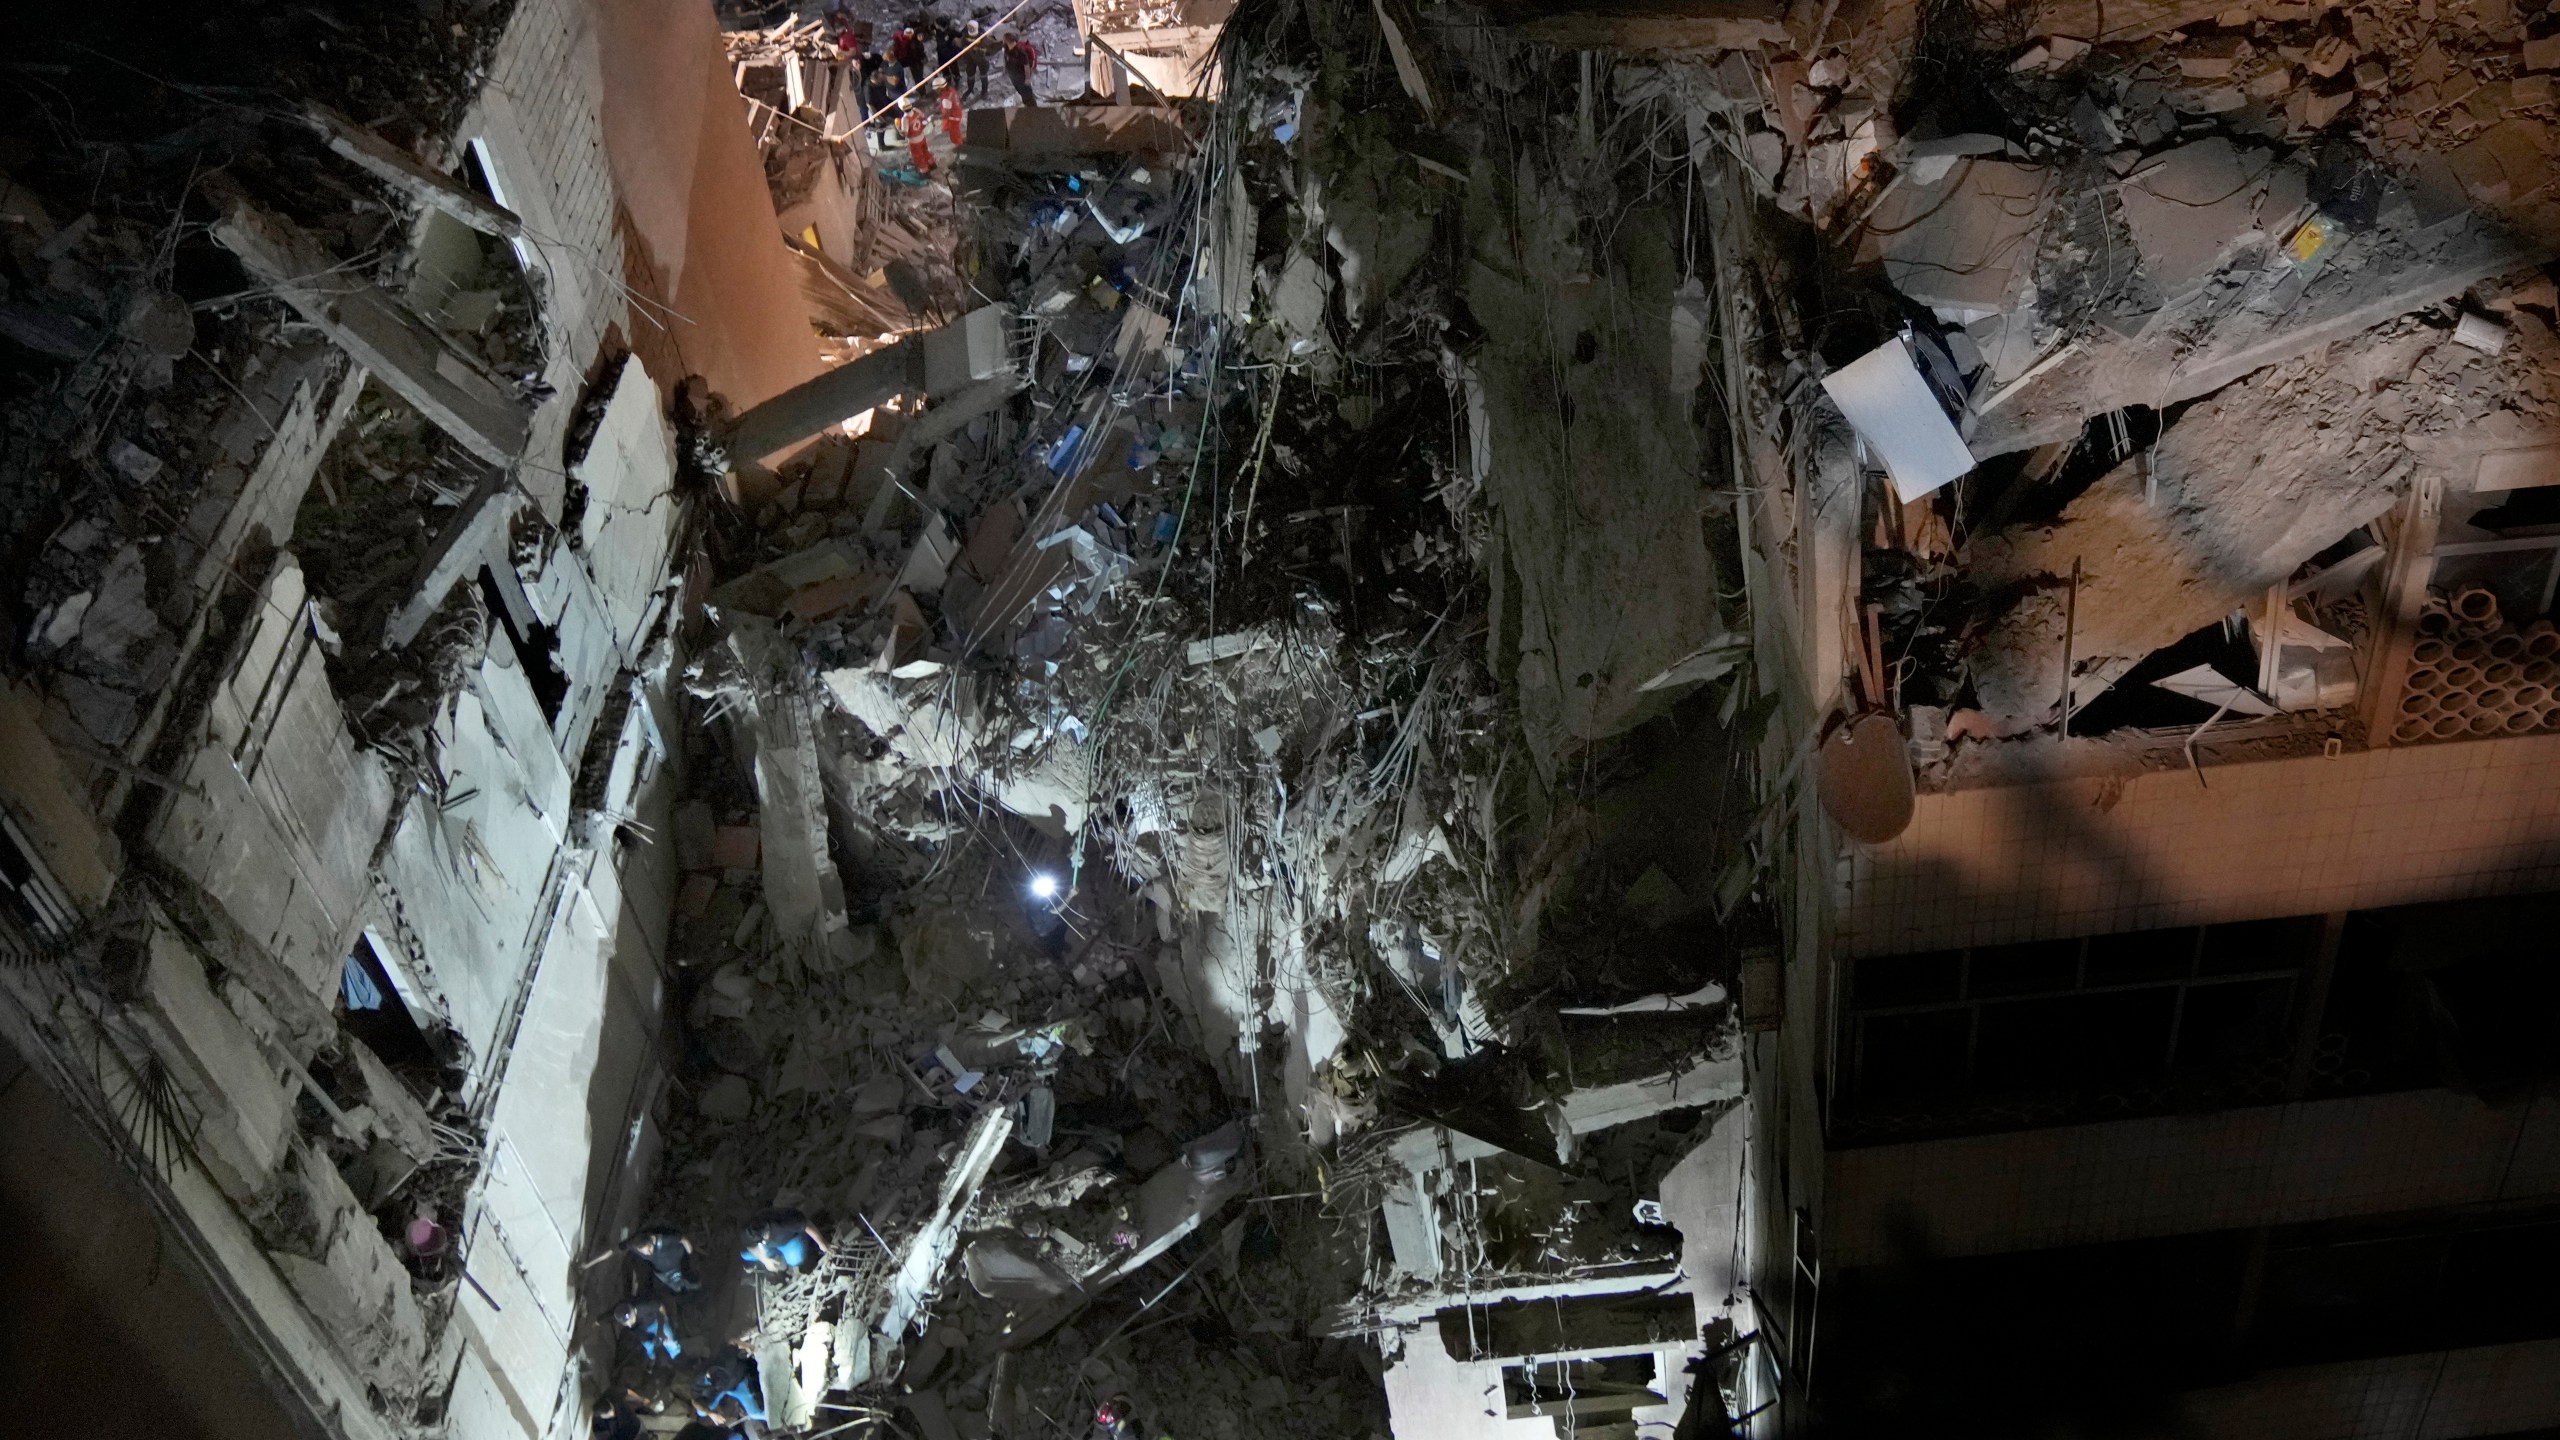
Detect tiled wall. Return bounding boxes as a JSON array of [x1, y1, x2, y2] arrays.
[[1824, 1089, 2560, 1267], [469, 0, 622, 515], [2176, 1339, 2560, 1440], [1841, 734, 2560, 955]]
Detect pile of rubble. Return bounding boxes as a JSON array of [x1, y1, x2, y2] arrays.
[[1628, 0, 2560, 792], [719, 15, 972, 357], [617, 2, 1767, 1432], [4, 0, 513, 781]]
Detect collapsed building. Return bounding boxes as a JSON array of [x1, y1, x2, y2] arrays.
[[6, 0, 2560, 1439]]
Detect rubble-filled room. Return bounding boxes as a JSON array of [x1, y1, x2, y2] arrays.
[[9, 0, 2560, 1439]]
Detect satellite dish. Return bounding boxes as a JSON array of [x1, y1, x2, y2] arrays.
[[1817, 710, 1916, 844]]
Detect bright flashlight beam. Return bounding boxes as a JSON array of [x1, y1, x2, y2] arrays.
[[1028, 873, 1060, 900]]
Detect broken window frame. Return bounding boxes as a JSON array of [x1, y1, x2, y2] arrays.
[[0, 808, 79, 964]]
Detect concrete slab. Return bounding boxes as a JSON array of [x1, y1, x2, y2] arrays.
[[2115, 138, 2271, 297], [1971, 212, 2542, 458], [212, 196, 529, 466], [1859, 159, 2052, 315]]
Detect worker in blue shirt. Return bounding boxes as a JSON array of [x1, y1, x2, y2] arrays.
[[689, 1350, 766, 1428], [627, 1225, 701, 1293], [613, 1297, 682, 1363], [738, 1209, 828, 1273]]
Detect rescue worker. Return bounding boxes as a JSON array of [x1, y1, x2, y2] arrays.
[[738, 1207, 830, 1272], [936, 79, 967, 147], [593, 1396, 643, 1440], [613, 1297, 683, 1364], [688, 1349, 766, 1429], [897, 99, 935, 174], [892, 24, 929, 91], [626, 1223, 700, 1293], [960, 20, 990, 100], [863, 49, 897, 133]]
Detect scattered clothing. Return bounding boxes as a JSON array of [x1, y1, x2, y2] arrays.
[[341, 951, 384, 1010]]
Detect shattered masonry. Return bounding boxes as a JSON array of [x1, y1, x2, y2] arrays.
[[11, 0, 2560, 1438]]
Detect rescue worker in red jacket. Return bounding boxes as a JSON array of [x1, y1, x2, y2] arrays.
[[936, 79, 966, 147], [897, 100, 934, 174]]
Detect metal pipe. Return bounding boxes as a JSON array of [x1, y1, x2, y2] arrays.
[[2059, 556, 2081, 737], [2184, 699, 2232, 789]]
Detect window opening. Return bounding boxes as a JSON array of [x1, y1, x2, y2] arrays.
[[340, 933, 435, 1069], [0, 810, 77, 965], [478, 566, 571, 722], [1500, 1353, 1662, 1422]]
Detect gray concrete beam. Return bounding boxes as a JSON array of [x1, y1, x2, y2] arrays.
[[722, 306, 1009, 464], [306, 106, 524, 240], [211, 195, 530, 467], [383, 471, 523, 648]]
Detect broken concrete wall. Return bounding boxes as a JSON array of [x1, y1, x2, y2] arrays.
[[43, 984, 413, 1440], [776, 158, 868, 275], [1966, 337, 2415, 725], [376, 658, 573, 1068], [462, 0, 824, 513], [0, 1023, 318, 1440], [0, 12, 747, 1440], [176, 348, 366, 652], [151, 557, 398, 999], [456, 663, 685, 1432], [29, 339, 357, 800], [596, 0, 827, 405], [1465, 158, 1719, 775], [133, 924, 296, 1203], [525, 534, 638, 764], [0, 679, 120, 916], [213, 198, 533, 470], [752, 687, 856, 969], [436, 391, 687, 1440], [458, 859, 648, 1431], [267, 1141, 430, 1402], [457, 1133, 578, 1436], [1173, 884, 1349, 1121], [570, 357, 683, 656], [820, 664, 1095, 833]]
